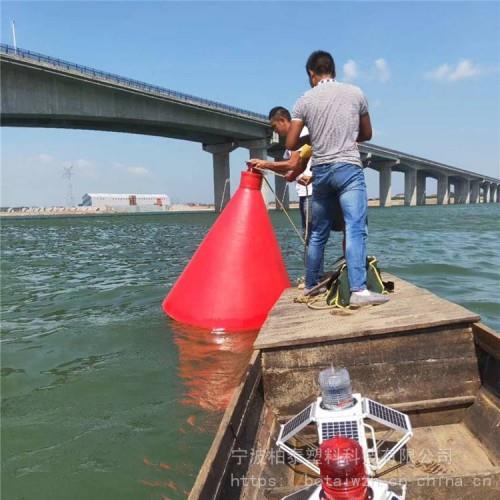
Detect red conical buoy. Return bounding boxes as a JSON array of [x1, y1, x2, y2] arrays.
[[163, 170, 290, 331]]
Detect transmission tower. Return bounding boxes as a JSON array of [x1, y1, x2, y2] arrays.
[[62, 164, 74, 207]]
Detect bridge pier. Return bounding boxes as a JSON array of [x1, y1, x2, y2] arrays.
[[250, 145, 273, 208], [459, 179, 470, 204], [483, 183, 491, 203], [377, 164, 393, 207], [404, 167, 417, 206], [437, 175, 449, 205], [493, 184, 498, 202], [203, 142, 237, 212], [416, 171, 426, 205], [470, 181, 480, 204], [448, 180, 455, 204], [491, 184, 498, 203], [243, 139, 277, 208], [267, 145, 290, 210]]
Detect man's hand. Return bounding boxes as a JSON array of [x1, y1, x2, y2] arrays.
[[246, 159, 269, 170], [297, 175, 312, 186]]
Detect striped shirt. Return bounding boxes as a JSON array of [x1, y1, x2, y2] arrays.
[[291, 80, 368, 167]]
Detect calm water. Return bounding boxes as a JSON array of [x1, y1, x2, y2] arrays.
[[1, 203, 499, 499]]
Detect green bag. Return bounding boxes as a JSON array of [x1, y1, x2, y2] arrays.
[[324, 256, 393, 308]]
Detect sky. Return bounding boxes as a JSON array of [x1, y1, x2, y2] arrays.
[[1, 0, 499, 206]]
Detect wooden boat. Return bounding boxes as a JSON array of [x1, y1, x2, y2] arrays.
[[189, 275, 500, 499]]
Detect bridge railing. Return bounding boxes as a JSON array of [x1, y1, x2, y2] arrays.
[[0, 43, 267, 122]]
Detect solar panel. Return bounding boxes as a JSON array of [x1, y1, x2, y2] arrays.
[[320, 420, 360, 442], [281, 403, 314, 441], [365, 399, 408, 431]]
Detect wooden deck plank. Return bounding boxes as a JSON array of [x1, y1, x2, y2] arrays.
[[254, 274, 480, 350], [382, 423, 498, 479], [262, 325, 475, 370], [263, 357, 481, 416]]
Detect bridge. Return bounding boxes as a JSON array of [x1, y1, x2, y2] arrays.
[[1, 44, 499, 211]]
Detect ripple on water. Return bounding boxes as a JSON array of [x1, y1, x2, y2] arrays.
[[0, 205, 499, 499]]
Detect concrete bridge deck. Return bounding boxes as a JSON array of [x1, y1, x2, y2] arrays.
[[1, 44, 499, 210]]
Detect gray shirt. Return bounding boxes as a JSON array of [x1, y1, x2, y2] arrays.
[[291, 80, 368, 167]]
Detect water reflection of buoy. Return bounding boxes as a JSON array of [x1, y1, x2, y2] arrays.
[[171, 322, 257, 412], [163, 170, 290, 331]]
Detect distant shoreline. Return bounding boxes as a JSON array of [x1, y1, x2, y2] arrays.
[[0, 204, 216, 219], [0, 197, 448, 219]]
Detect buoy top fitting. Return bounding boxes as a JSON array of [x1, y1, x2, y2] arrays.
[[241, 169, 263, 190]]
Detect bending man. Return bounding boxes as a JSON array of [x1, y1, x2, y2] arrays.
[[248, 106, 313, 240]]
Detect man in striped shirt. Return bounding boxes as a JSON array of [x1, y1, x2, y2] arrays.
[[286, 50, 389, 307]]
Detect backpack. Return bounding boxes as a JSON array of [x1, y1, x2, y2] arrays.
[[309, 256, 394, 309]]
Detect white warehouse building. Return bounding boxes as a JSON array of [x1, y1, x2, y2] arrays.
[[81, 193, 171, 212]]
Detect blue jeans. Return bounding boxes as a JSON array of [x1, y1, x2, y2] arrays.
[[306, 163, 368, 291]]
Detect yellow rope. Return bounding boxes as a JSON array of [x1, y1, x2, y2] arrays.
[[261, 174, 306, 246], [220, 178, 230, 212]]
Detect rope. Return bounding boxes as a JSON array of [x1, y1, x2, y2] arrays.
[[218, 168, 306, 249], [254, 166, 311, 271], [261, 174, 305, 245], [303, 183, 310, 266], [219, 178, 230, 212], [281, 180, 289, 206]]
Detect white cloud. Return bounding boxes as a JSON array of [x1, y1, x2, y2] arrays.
[[343, 59, 359, 82], [37, 153, 54, 164], [374, 58, 390, 83], [449, 60, 481, 81], [425, 59, 482, 82], [127, 166, 150, 176], [74, 158, 93, 169], [342, 59, 390, 83]]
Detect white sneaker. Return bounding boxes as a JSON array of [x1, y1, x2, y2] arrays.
[[350, 290, 389, 307]]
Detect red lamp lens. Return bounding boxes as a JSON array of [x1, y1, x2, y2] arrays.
[[318, 437, 368, 500]]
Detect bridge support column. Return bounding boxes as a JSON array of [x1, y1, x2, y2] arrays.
[[483, 183, 491, 203], [379, 166, 392, 207], [491, 184, 497, 203], [495, 185, 500, 203], [242, 139, 273, 207], [249, 147, 273, 207], [416, 171, 426, 205], [203, 142, 237, 213], [404, 167, 417, 206], [437, 175, 449, 205], [470, 181, 480, 204], [459, 179, 470, 204]]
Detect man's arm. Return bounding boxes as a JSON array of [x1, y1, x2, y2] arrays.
[[357, 113, 372, 142], [285, 119, 304, 150], [247, 150, 302, 174]]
